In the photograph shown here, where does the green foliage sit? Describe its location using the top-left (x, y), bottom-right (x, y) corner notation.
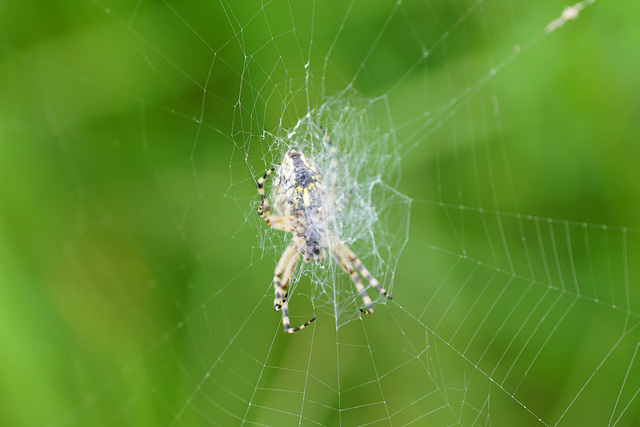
top-left (1, 0), bottom-right (639, 425)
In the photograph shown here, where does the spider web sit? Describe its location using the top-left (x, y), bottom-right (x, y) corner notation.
top-left (3, 0), bottom-right (640, 426)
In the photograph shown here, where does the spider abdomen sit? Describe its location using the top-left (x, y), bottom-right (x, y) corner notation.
top-left (275, 150), bottom-right (322, 210)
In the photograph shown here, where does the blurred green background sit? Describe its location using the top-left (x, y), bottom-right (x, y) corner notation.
top-left (1, 0), bottom-right (640, 426)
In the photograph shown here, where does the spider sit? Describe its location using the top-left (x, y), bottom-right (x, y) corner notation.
top-left (256, 129), bottom-right (391, 333)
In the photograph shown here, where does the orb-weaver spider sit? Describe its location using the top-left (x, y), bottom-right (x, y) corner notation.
top-left (256, 129), bottom-right (391, 333)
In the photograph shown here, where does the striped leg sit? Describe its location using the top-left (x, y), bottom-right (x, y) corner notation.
top-left (273, 239), bottom-right (316, 333)
top-left (330, 236), bottom-right (391, 314)
top-left (329, 238), bottom-right (374, 314)
top-left (256, 166), bottom-right (286, 229)
top-left (273, 241), bottom-right (297, 311)
top-left (281, 301), bottom-right (316, 333)
top-left (350, 254), bottom-right (391, 300)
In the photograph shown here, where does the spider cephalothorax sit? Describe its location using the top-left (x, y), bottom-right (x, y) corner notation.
top-left (256, 129), bottom-right (391, 333)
